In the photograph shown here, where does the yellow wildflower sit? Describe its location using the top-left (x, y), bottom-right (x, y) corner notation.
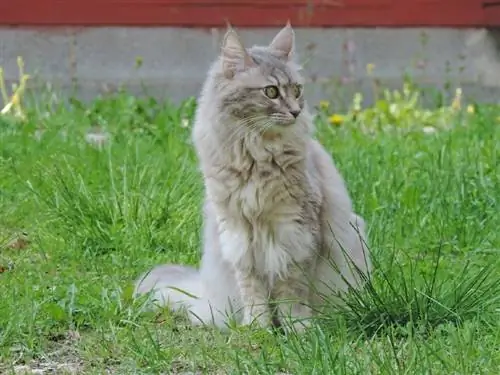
top-left (451, 88), bottom-right (462, 110)
top-left (328, 113), bottom-right (344, 126)
top-left (467, 104), bottom-right (474, 114)
top-left (366, 63), bottom-right (375, 75)
top-left (0, 57), bottom-right (30, 118)
top-left (319, 100), bottom-right (330, 110)
top-left (0, 67), bottom-right (8, 105)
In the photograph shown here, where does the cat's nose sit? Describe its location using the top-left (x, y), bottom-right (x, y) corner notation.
top-left (290, 110), bottom-right (301, 118)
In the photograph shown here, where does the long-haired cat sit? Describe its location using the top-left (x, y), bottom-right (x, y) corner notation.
top-left (134, 23), bottom-right (372, 332)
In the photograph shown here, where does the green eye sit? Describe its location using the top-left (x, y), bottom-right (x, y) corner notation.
top-left (264, 85), bottom-right (279, 99)
top-left (293, 84), bottom-right (302, 98)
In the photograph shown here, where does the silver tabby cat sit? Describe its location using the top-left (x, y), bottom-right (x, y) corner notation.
top-left (134, 23), bottom-right (372, 332)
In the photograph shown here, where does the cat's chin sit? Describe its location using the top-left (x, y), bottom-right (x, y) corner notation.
top-left (268, 119), bottom-right (297, 130)
top-left (276, 121), bottom-right (296, 127)
top-left (261, 123), bottom-right (296, 140)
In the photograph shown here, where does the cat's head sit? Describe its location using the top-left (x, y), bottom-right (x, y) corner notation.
top-left (209, 23), bottom-right (305, 130)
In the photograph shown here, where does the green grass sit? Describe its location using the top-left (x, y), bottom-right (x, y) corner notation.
top-left (0, 92), bottom-right (499, 374)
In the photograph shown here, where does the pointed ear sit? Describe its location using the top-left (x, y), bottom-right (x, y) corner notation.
top-left (221, 25), bottom-right (254, 78)
top-left (269, 21), bottom-right (295, 60)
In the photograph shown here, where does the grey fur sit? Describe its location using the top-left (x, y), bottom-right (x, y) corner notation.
top-left (134, 23), bottom-right (372, 332)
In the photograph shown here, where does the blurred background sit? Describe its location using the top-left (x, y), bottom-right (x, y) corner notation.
top-left (0, 0), bottom-right (499, 108)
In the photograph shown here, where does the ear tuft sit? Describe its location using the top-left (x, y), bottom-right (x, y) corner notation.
top-left (221, 25), bottom-right (254, 78)
top-left (269, 22), bottom-right (295, 60)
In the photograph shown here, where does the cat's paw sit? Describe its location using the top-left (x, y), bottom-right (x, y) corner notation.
top-left (286, 317), bottom-right (311, 334)
top-left (277, 304), bottom-right (312, 334)
top-left (241, 306), bottom-right (271, 328)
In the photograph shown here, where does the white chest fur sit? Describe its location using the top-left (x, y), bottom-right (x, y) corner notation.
top-left (209, 139), bottom-right (320, 281)
top-left (218, 211), bottom-right (315, 281)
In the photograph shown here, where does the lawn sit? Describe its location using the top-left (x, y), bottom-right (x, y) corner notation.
top-left (0, 88), bottom-right (499, 374)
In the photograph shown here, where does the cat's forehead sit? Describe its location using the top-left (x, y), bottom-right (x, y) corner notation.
top-left (247, 46), bottom-right (302, 85)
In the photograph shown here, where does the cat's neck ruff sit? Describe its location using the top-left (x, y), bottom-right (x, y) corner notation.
top-left (226, 121), bottom-right (307, 167)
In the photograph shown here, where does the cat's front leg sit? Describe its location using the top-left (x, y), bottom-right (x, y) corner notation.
top-left (234, 268), bottom-right (272, 328)
top-left (273, 266), bottom-right (313, 333)
top-left (218, 224), bottom-right (272, 328)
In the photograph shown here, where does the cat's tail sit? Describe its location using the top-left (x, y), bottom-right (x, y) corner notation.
top-left (133, 264), bottom-right (232, 328)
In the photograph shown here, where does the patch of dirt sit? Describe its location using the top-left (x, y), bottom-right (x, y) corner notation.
top-left (6, 331), bottom-right (83, 375)
top-left (12, 361), bottom-right (82, 374)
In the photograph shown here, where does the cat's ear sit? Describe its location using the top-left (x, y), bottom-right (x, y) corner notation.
top-left (221, 25), bottom-right (254, 78)
top-left (269, 21), bottom-right (295, 60)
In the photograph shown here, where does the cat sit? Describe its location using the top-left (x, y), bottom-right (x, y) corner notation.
top-left (134, 22), bottom-right (372, 332)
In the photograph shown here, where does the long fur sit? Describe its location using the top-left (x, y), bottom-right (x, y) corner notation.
top-left (134, 24), bottom-right (372, 331)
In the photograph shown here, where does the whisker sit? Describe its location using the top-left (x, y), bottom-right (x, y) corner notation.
top-left (218, 115), bottom-right (268, 153)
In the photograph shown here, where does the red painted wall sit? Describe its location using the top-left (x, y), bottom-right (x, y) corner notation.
top-left (0, 0), bottom-right (498, 27)
top-left (484, 0), bottom-right (500, 25)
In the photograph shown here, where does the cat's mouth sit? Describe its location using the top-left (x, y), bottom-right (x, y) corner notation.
top-left (270, 114), bottom-right (297, 127)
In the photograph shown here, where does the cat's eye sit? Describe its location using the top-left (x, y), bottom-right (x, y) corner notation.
top-left (263, 85), bottom-right (279, 99)
top-left (292, 84), bottom-right (302, 98)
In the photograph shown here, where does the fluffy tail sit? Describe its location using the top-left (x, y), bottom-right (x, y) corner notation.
top-left (133, 264), bottom-right (232, 328)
